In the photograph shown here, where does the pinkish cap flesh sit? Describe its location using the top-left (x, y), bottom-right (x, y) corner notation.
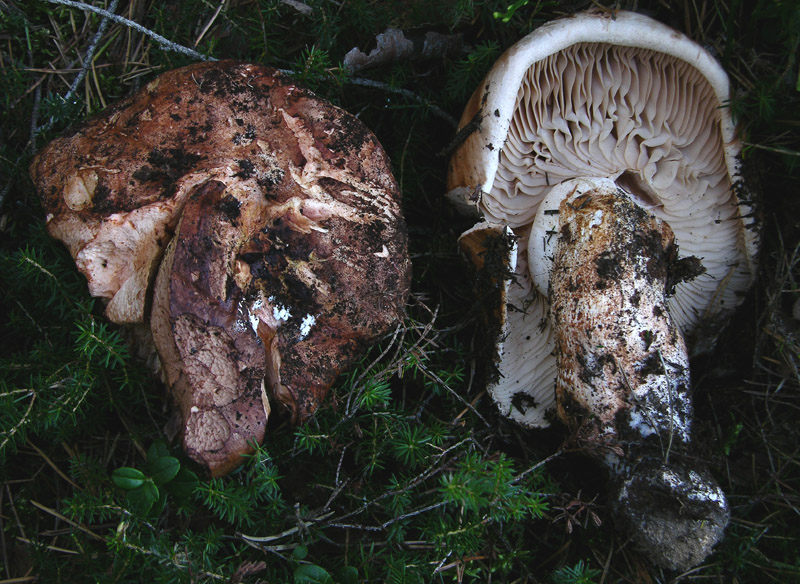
top-left (30, 61), bottom-right (411, 476)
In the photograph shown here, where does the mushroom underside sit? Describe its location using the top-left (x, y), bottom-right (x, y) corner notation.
top-left (448, 10), bottom-right (758, 570)
top-left (468, 40), bottom-right (754, 427)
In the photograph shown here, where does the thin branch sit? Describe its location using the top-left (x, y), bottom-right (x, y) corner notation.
top-left (381, 500), bottom-right (447, 529)
top-left (29, 500), bottom-right (104, 542)
top-left (194, 0), bottom-right (227, 48)
top-left (513, 447), bottom-right (566, 483)
top-left (63, 0), bottom-right (121, 105)
top-left (658, 349), bottom-right (675, 465)
top-left (26, 441), bottom-right (82, 490)
top-left (45, 0), bottom-right (215, 62)
top-left (414, 361), bottom-right (490, 427)
top-left (347, 76), bottom-right (458, 128)
top-left (239, 511), bottom-right (334, 544)
top-left (0, 392), bottom-right (36, 452)
top-left (744, 141), bottom-right (800, 157)
top-left (325, 500), bottom-right (448, 532)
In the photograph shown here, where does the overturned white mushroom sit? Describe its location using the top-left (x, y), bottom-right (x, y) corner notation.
top-left (447, 11), bottom-right (758, 571)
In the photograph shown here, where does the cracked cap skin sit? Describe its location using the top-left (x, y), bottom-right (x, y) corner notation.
top-left (30, 61), bottom-right (411, 476)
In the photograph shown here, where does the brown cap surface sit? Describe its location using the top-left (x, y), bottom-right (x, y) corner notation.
top-left (31, 61), bottom-right (411, 475)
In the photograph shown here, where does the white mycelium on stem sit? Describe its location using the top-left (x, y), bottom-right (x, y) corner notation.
top-left (535, 179), bottom-right (693, 454)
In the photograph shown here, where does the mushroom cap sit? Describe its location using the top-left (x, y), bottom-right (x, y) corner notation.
top-left (31, 61), bottom-right (408, 326)
top-left (447, 10), bottom-right (758, 427)
top-left (30, 61), bottom-right (411, 474)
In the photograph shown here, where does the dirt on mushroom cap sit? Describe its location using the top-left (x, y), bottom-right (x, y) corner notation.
top-left (29, 61), bottom-right (411, 475)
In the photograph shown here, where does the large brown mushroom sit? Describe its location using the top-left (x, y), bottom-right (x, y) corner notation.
top-left (30, 61), bottom-right (411, 476)
top-left (447, 11), bottom-right (758, 570)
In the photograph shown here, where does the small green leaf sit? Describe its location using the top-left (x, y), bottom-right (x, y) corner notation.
top-left (150, 488), bottom-right (168, 517)
top-left (165, 466), bottom-right (199, 501)
top-left (294, 563), bottom-right (333, 584)
top-left (148, 456), bottom-right (180, 486)
top-left (493, 0), bottom-right (530, 22)
top-left (112, 467), bottom-right (146, 490)
top-left (293, 545), bottom-right (309, 561)
top-left (126, 481), bottom-right (159, 515)
top-left (338, 566), bottom-right (358, 584)
top-left (147, 440), bottom-right (171, 462)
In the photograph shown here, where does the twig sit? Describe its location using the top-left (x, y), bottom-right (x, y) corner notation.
top-left (63, 0), bottom-right (121, 107)
top-left (437, 112), bottom-right (482, 157)
top-left (347, 76), bottom-right (458, 128)
top-left (326, 500), bottom-right (448, 532)
top-left (381, 500), bottom-right (447, 529)
top-left (433, 550), bottom-right (454, 575)
top-left (26, 441), bottom-right (81, 490)
top-left (434, 554), bottom-right (488, 575)
top-left (45, 0), bottom-right (215, 62)
top-left (15, 538), bottom-right (79, 555)
top-left (600, 535), bottom-right (614, 584)
top-left (658, 349), bottom-right (675, 465)
top-left (0, 392), bottom-right (36, 452)
top-left (513, 447), bottom-right (565, 483)
top-left (12, 298), bottom-right (50, 345)
top-left (282, 0), bottom-right (313, 15)
top-left (744, 141), bottom-right (800, 157)
top-left (29, 82), bottom-right (42, 152)
top-left (415, 362), bottom-right (490, 427)
top-left (194, 0), bottom-right (227, 48)
top-left (29, 500), bottom-right (104, 542)
top-left (4, 485), bottom-right (26, 542)
top-left (239, 511), bottom-right (334, 544)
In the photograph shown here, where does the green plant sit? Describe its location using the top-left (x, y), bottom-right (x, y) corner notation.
top-left (1, 0), bottom-right (799, 582)
top-left (112, 441), bottom-right (198, 515)
top-left (494, 0), bottom-right (531, 23)
top-left (551, 560), bottom-right (601, 584)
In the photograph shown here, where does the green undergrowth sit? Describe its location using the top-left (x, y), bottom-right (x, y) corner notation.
top-left (2, 0), bottom-right (800, 582)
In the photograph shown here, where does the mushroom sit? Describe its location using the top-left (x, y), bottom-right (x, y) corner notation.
top-left (447, 11), bottom-right (758, 570)
top-left (30, 61), bottom-right (411, 476)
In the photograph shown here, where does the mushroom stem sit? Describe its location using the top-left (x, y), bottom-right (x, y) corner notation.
top-left (543, 179), bottom-right (693, 458)
top-left (534, 178), bottom-right (729, 571)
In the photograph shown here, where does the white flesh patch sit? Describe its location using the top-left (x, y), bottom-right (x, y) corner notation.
top-left (299, 314), bottom-right (316, 339)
